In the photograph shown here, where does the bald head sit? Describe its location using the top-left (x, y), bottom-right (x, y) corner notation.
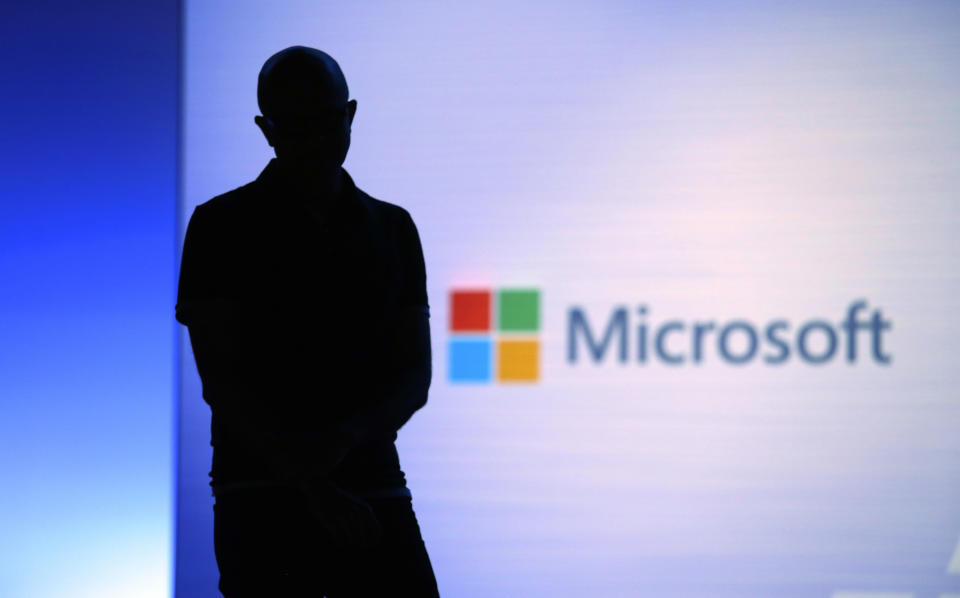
top-left (257, 46), bottom-right (349, 119)
top-left (254, 46), bottom-right (357, 172)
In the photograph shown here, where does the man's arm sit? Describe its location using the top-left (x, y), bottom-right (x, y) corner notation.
top-left (176, 204), bottom-right (348, 483)
top-left (327, 209), bottom-right (433, 450)
top-left (337, 305), bottom-right (432, 446)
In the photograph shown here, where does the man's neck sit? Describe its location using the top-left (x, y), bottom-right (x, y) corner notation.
top-left (275, 158), bottom-right (344, 203)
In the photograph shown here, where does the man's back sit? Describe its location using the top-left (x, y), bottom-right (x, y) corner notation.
top-left (177, 159), bottom-right (429, 495)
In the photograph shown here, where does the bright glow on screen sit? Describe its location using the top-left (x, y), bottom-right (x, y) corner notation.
top-left (180, 2), bottom-right (960, 596)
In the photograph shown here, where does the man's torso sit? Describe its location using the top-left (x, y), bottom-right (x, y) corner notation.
top-left (194, 161), bottom-right (416, 494)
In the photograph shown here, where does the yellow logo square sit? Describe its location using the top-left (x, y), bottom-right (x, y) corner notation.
top-left (497, 339), bottom-right (539, 382)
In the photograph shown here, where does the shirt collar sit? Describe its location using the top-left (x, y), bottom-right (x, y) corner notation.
top-left (254, 158), bottom-right (362, 223)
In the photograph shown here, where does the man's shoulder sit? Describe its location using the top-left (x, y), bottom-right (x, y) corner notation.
top-left (356, 186), bottom-right (415, 230)
top-left (195, 180), bottom-right (260, 215)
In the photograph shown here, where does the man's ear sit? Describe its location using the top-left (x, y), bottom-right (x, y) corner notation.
top-left (254, 115), bottom-right (275, 147)
top-left (346, 99), bottom-right (357, 126)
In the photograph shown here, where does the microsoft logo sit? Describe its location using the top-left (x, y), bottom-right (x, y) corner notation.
top-left (448, 287), bottom-right (541, 383)
top-left (445, 288), bottom-right (891, 383)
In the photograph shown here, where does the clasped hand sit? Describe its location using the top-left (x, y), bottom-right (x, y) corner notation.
top-left (297, 477), bottom-right (384, 549)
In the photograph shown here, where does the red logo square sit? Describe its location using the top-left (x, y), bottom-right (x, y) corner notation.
top-left (450, 289), bottom-right (491, 332)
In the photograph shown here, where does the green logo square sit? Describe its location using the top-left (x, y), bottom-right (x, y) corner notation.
top-left (497, 288), bottom-right (540, 332)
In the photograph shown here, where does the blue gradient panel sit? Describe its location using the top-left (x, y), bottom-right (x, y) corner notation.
top-left (0, 2), bottom-right (178, 597)
top-left (180, 2), bottom-right (960, 597)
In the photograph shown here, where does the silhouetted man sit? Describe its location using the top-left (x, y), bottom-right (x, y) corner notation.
top-left (175, 46), bottom-right (440, 597)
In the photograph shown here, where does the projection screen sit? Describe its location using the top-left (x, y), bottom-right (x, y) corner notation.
top-left (177, 2), bottom-right (960, 596)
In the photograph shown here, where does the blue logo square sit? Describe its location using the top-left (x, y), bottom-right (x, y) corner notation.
top-left (449, 338), bottom-right (492, 383)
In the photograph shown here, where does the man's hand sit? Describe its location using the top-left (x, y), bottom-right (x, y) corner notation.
top-left (297, 477), bottom-right (383, 549)
top-left (292, 422), bottom-right (382, 549)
